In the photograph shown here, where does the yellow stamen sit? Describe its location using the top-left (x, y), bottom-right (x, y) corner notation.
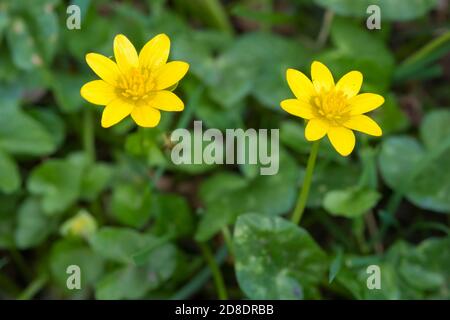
top-left (117, 67), bottom-right (156, 101)
top-left (313, 89), bottom-right (350, 125)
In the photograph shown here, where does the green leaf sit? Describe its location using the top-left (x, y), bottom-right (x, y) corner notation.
top-left (62, 11), bottom-right (112, 61)
top-left (323, 186), bottom-right (381, 218)
top-left (251, 36), bottom-right (311, 110)
top-left (172, 31), bottom-right (227, 85)
top-left (0, 10), bottom-right (9, 45)
top-left (28, 152), bottom-right (110, 215)
top-left (329, 248), bottom-right (343, 283)
top-left (6, 18), bottom-right (41, 70)
top-left (89, 227), bottom-right (161, 264)
top-left (95, 242), bottom-right (177, 299)
top-left (379, 110), bottom-right (450, 213)
top-left (207, 32), bottom-right (310, 109)
top-left (337, 237), bottom-right (450, 299)
top-left (421, 109), bottom-right (450, 150)
top-left (195, 149), bottom-right (300, 241)
top-left (314, 0), bottom-right (437, 21)
top-left (25, 0), bottom-right (59, 62)
top-left (110, 183), bottom-right (152, 228)
top-left (50, 239), bottom-right (104, 297)
top-left (151, 194), bottom-right (194, 239)
top-left (195, 97), bottom-right (244, 130)
top-left (15, 198), bottom-right (55, 249)
top-left (234, 214), bottom-right (327, 299)
top-left (27, 158), bottom-right (83, 215)
top-left (307, 161), bottom-right (361, 208)
top-left (80, 163), bottom-right (112, 202)
top-left (379, 137), bottom-right (423, 188)
top-left (0, 193), bottom-right (19, 249)
top-left (51, 72), bottom-right (87, 113)
top-left (0, 108), bottom-right (56, 156)
top-left (0, 149), bottom-right (20, 193)
top-left (95, 266), bottom-right (152, 300)
top-left (28, 108), bottom-right (66, 150)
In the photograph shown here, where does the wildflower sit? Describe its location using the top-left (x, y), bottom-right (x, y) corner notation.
top-left (81, 34), bottom-right (189, 128)
top-left (60, 210), bottom-right (97, 239)
top-left (281, 61), bottom-right (383, 156)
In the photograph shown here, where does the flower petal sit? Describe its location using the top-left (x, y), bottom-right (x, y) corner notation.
top-left (114, 34), bottom-right (139, 74)
top-left (336, 71), bottom-right (362, 98)
top-left (344, 115), bottom-right (382, 136)
top-left (286, 68), bottom-right (315, 103)
top-left (101, 99), bottom-right (134, 128)
top-left (86, 53), bottom-right (121, 85)
top-left (305, 118), bottom-right (329, 141)
top-left (280, 99), bottom-right (314, 119)
top-left (131, 105), bottom-right (161, 128)
top-left (139, 33), bottom-right (170, 70)
top-left (154, 61), bottom-right (189, 90)
top-left (148, 91), bottom-right (184, 111)
top-left (327, 127), bottom-right (355, 156)
top-left (80, 80), bottom-right (117, 105)
top-left (311, 61), bottom-right (334, 92)
top-left (349, 93), bottom-right (385, 115)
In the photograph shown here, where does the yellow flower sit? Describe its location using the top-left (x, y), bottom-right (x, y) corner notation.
top-left (281, 61), bottom-right (384, 156)
top-left (81, 34), bottom-right (189, 128)
top-left (60, 210), bottom-right (97, 239)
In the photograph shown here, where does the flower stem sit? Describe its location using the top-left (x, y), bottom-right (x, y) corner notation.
top-left (198, 0), bottom-right (234, 35)
top-left (83, 109), bottom-right (95, 162)
top-left (291, 141), bottom-right (320, 225)
top-left (170, 245), bottom-right (227, 300)
top-left (198, 242), bottom-right (228, 300)
top-left (221, 226), bottom-right (234, 256)
top-left (17, 274), bottom-right (48, 300)
top-left (316, 9), bottom-right (334, 49)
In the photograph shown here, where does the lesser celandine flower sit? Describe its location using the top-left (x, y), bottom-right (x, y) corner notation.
top-left (281, 61), bottom-right (384, 225)
top-left (60, 210), bottom-right (97, 239)
top-left (81, 34), bottom-right (189, 128)
top-left (281, 61), bottom-right (384, 156)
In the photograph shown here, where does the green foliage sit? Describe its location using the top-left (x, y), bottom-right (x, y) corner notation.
top-left (0, 149), bottom-right (20, 193)
top-left (50, 239), bottom-right (104, 297)
top-left (314, 0), bottom-right (438, 21)
top-left (0, 108), bottom-right (58, 156)
top-left (379, 110), bottom-right (450, 213)
top-left (336, 237), bottom-right (450, 299)
top-left (234, 214), bottom-right (327, 299)
top-left (0, 0), bottom-right (448, 301)
top-left (323, 187), bottom-right (381, 218)
top-left (195, 150), bottom-right (300, 241)
top-left (15, 198), bottom-right (56, 249)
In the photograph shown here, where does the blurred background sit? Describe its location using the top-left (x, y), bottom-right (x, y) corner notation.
top-left (0, 0), bottom-right (449, 300)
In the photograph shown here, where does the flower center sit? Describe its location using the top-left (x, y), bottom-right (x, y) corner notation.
top-left (117, 67), bottom-right (156, 101)
top-left (313, 90), bottom-right (350, 125)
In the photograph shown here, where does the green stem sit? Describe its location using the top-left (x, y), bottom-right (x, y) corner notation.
top-left (9, 248), bottom-right (32, 280)
top-left (198, 242), bottom-right (228, 300)
top-left (199, 0), bottom-right (233, 34)
top-left (0, 273), bottom-right (21, 297)
top-left (221, 227), bottom-right (234, 256)
top-left (171, 245), bottom-right (227, 300)
top-left (17, 274), bottom-right (48, 300)
top-left (316, 10), bottom-right (334, 49)
top-left (83, 109), bottom-right (95, 162)
top-left (139, 127), bottom-right (146, 156)
top-left (291, 141), bottom-right (320, 225)
top-left (395, 30), bottom-right (450, 81)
